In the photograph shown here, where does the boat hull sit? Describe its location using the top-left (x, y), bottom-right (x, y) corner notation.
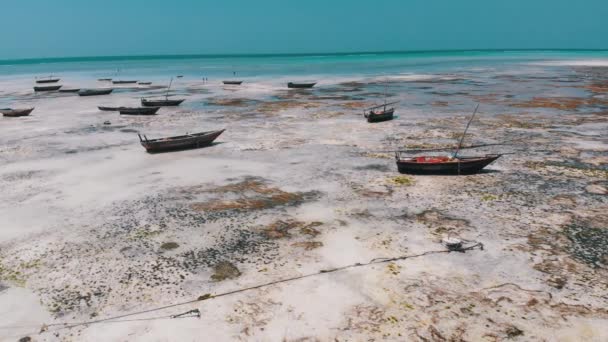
top-left (396, 155), bottom-right (501, 175)
top-left (141, 99), bottom-right (185, 107)
top-left (365, 108), bottom-right (395, 123)
top-left (1, 108), bottom-right (34, 117)
top-left (34, 85), bottom-right (62, 92)
top-left (112, 80), bottom-right (138, 84)
top-left (223, 81), bottom-right (243, 85)
top-left (287, 82), bottom-right (316, 89)
top-left (120, 107), bottom-right (160, 115)
top-left (140, 129), bottom-right (225, 153)
top-left (98, 106), bottom-right (122, 111)
top-left (79, 89), bottom-right (113, 96)
top-left (36, 79), bottom-right (60, 84)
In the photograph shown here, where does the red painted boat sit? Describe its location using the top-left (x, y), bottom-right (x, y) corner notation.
top-left (395, 154), bottom-right (501, 174)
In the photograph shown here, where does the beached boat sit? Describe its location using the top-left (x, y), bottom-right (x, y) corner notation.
top-left (364, 79), bottom-right (397, 123)
top-left (395, 104), bottom-right (501, 174)
top-left (120, 107), bottom-right (160, 115)
top-left (36, 77), bottom-right (60, 84)
top-left (366, 107), bottom-right (395, 122)
top-left (59, 88), bottom-right (80, 93)
top-left (98, 78), bottom-right (113, 81)
top-left (79, 89), bottom-right (113, 96)
top-left (141, 98), bottom-right (184, 107)
top-left (112, 80), bottom-right (138, 84)
top-left (138, 129), bottom-right (225, 153)
top-left (98, 106), bottom-right (123, 111)
top-left (364, 102), bottom-right (398, 123)
top-left (138, 82), bottom-right (152, 85)
top-left (34, 85), bottom-right (62, 92)
top-left (1, 108), bottom-right (34, 117)
top-left (223, 80), bottom-right (243, 85)
top-left (395, 154), bottom-right (501, 174)
top-left (141, 77), bottom-right (185, 106)
top-left (288, 82), bottom-right (316, 89)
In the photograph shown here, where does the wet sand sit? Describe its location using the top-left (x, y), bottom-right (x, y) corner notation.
top-left (0, 64), bottom-right (607, 341)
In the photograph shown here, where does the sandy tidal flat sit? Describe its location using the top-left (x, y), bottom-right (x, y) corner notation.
top-left (0, 60), bottom-right (607, 341)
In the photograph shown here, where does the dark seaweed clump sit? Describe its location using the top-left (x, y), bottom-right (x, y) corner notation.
top-left (564, 223), bottom-right (608, 268)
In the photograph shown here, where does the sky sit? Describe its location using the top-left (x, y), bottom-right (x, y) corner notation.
top-left (1, 0), bottom-right (607, 60)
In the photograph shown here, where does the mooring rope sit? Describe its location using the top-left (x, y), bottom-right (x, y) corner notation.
top-left (11, 242), bottom-right (483, 337)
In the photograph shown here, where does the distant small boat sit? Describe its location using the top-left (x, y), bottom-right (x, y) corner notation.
top-left (36, 77), bottom-right (60, 84)
top-left (176, 75), bottom-right (184, 78)
top-left (141, 98), bottom-right (185, 107)
top-left (98, 78), bottom-right (113, 81)
top-left (288, 82), bottom-right (316, 89)
top-left (138, 129), bottom-right (225, 153)
top-left (138, 82), bottom-right (152, 85)
top-left (78, 89), bottom-right (113, 96)
top-left (112, 80), bottom-right (138, 84)
top-left (223, 80), bottom-right (243, 85)
top-left (141, 77), bottom-right (184, 106)
top-left (364, 79), bottom-right (396, 123)
top-left (34, 85), bottom-right (62, 92)
top-left (119, 107), bottom-right (160, 115)
top-left (1, 108), bottom-right (34, 117)
top-left (59, 88), bottom-right (80, 93)
top-left (364, 103), bottom-right (397, 123)
top-left (395, 154), bottom-right (501, 175)
top-left (98, 106), bottom-right (123, 111)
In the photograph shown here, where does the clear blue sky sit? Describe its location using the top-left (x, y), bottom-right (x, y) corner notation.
top-left (1, 0), bottom-right (607, 59)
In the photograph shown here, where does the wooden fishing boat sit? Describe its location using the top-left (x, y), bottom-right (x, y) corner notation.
top-left (138, 129), bottom-right (225, 153)
top-left (1, 108), bottom-right (34, 117)
top-left (138, 82), bottom-right (152, 85)
top-left (395, 154), bottom-right (501, 175)
top-left (223, 80), bottom-right (243, 85)
top-left (364, 102), bottom-right (398, 123)
top-left (79, 89), bottom-right (113, 96)
top-left (34, 85), bottom-right (62, 92)
top-left (98, 106), bottom-right (123, 111)
top-left (36, 77), bottom-right (60, 84)
top-left (112, 80), bottom-right (138, 84)
top-left (366, 107), bottom-right (395, 122)
top-left (141, 77), bottom-right (184, 106)
top-left (364, 79), bottom-right (397, 123)
top-left (288, 82), bottom-right (316, 89)
top-left (98, 78), bottom-right (113, 81)
top-left (120, 107), bottom-right (160, 115)
top-left (395, 104), bottom-right (501, 175)
top-left (141, 98), bottom-right (184, 107)
top-left (59, 88), bottom-right (80, 93)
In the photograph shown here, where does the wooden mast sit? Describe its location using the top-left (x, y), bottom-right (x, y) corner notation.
top-left (454, 104), bottom-right (480, 157)
top-left (165, 77), bottom-right (174, 99)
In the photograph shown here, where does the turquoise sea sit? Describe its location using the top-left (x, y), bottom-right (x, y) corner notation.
top-left (2, 50), bottom-right (608, 79)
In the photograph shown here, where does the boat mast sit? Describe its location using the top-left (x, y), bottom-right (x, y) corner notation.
top-left (165, 77), bottom-right (174, 99)
top-left (383, 77), bottom-right (388, 111)
top-left (454, 104), bottom-right (480, 157)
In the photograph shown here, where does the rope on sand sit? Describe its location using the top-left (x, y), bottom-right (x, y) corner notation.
top-left (21, 241), bottom-right (484, 336)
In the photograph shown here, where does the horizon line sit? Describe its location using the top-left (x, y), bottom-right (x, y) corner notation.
top-left (2, 48), bottom-right (608, 65)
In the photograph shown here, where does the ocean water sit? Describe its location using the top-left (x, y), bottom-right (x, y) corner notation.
top-left (1, 50), bottom-right (608, 81)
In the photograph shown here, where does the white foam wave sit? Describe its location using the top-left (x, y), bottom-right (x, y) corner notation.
top-left (530, 59), bottom-right (608, 67)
